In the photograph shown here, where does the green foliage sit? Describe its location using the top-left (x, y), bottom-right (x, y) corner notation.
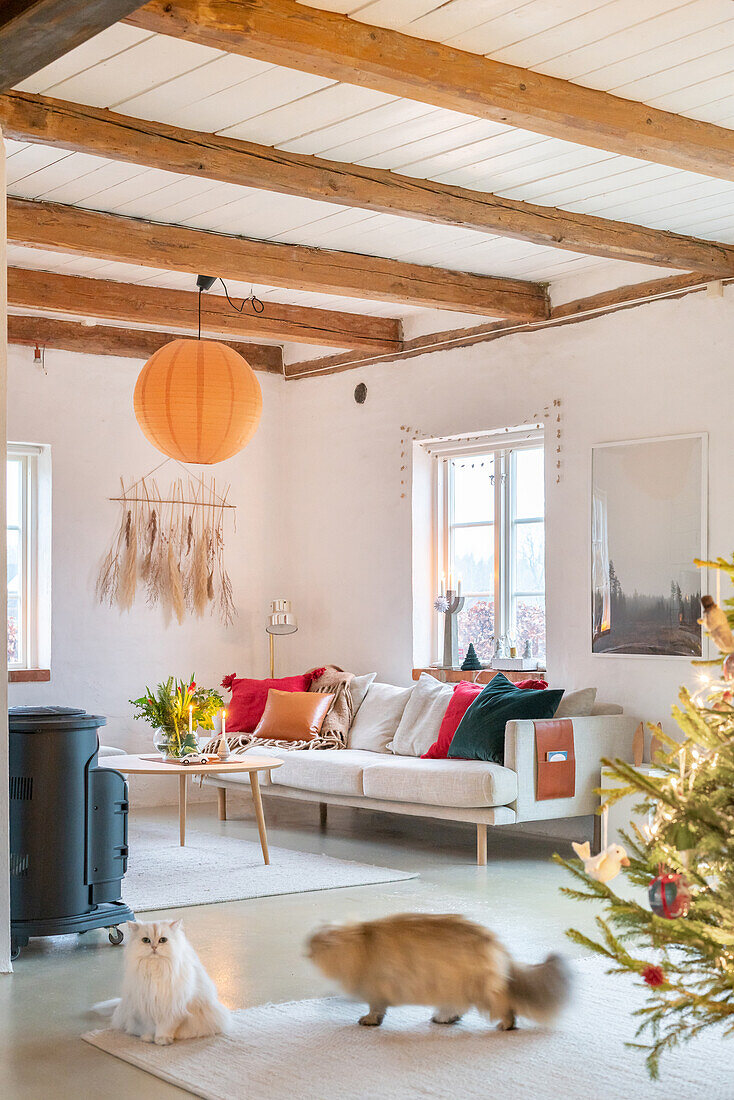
top-left (131, 675), bottom-right (224, 757)
top-left (557, 555), bottom-right (734, 1077)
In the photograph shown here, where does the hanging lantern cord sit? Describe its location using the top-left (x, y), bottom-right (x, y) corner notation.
top-left (197, 276), bottom-right (264, 340)
top-left (217, 277), bottom-right (264, 315)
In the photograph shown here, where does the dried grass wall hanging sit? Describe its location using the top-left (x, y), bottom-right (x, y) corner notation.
top-left (96, 469), bottom-right (237, 626)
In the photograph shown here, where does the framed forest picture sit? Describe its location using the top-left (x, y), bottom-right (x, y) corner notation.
top-left (591, 433), bottom-right (707, 658)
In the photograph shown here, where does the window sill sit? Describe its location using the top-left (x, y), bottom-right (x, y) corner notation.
top-left (9, 669), bottom-right (51, 683)
top-left (413, 667), bottom-right (546, 684)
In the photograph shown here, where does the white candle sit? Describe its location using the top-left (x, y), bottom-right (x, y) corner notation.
top-left (221, 710), bottom-right (226, 738)
top-left (448, 571), bottom-right (453, 592)
top-left (457, 575), bottom-right (462, 596)
top-left (188, 705), bottom-right (193, 734)
top-left (440, 574), bottom-right (446, 596)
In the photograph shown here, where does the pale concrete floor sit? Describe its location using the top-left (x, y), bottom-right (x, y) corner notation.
top-left (0, 794), bottom-right (599, 1099)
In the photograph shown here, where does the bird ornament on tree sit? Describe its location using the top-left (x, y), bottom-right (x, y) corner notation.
top-left (698, 594), bottom-right (734, 652)
top-left (571, 840), bottom-right (630, 883)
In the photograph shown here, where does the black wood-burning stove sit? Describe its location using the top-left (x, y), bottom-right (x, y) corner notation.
top-left (9, 706), bottom-right (135, 960)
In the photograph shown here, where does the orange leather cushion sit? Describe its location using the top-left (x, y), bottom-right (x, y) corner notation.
top-left (253, 689), bottom-right (335, 741)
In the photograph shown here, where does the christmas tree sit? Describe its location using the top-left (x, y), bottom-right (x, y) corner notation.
top-left (461, 642), bottom-right (482, 671)
top-left (554, 554), bottom-right (734, 1078)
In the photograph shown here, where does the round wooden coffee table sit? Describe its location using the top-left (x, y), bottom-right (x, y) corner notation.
top-left (99, 754), bottom-right (283, 861)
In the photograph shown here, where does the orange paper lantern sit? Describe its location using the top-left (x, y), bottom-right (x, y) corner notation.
top-left (133, 339), bottom-right (263, 464)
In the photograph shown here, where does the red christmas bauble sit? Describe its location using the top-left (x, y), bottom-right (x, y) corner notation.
top-left (648, 871), bottom-right (691, 919)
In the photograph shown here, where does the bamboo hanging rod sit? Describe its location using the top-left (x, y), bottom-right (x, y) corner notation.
top-left (109, 496), bottom-right (236, 508)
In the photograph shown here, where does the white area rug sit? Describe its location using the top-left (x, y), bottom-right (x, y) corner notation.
top-left (83, 958), bottom-right (732, 1099)
top-left (123, 824), bottom-right (416, 912)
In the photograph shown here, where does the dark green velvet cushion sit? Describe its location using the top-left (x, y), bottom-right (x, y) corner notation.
top-left (447, 673), bottom-right (564, 764)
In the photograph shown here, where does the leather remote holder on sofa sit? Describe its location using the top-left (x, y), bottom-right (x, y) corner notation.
top-left (534, 719), bottom-right (576, 800)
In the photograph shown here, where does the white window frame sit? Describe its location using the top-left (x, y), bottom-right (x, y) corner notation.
top-left (508, 448), bottom-right (545, 639)
top-left (430, 427), bottom-right (545, 661)
top-left (7, 444), bottom-right (45, 671)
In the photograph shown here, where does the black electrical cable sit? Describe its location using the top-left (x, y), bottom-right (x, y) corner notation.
top-left (217, 277), bottom-right (264, 314)
top-left (197, 276), bottom-right (264, 339)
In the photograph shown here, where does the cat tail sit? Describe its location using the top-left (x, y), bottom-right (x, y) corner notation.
top-left (507, 954), bottom-right (572, 1024)
top-left (90, 998), bottom-right (120, 1018)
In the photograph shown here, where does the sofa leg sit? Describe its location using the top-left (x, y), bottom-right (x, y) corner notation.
top-left (319, 802), bottom-right (327, 829)
top-left (217, 787), bottom-right (227, 822)
top-left (476, 824), bottom-right (487, 866)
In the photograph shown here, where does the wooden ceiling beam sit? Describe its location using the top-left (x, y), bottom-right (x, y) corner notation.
top-left (284, 273), bottom-right (723, 379)
top-left (7, 313), bottom-right (284, 371)
top-left (3, 92), bottom-right (734, 276)
top-left (6, 198), bottom-right (549, 321)
top-left (128, 0), bottom-right (734, 184)
top-left (6, 266), bottom-right (402, 353)
top-left (0, 1), bottom-right (146, 94)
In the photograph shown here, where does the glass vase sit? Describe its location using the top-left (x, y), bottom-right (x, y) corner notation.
top-left (152, 729), bottom-right (174, 759)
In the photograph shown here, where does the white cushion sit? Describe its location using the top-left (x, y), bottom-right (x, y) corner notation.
top-left (388, 673), bottom-right (453, 757)
top-left (348, 682), bottom-right (412, 752)
top-left (269, 749), bottom-right (381, 797)
top-left (98, 744), bottom-right (125, 757)
top-left (555, 687), bottom-right (597, 718)
top-left (349, 673), bottom-right (377, 719)
top-left (362, 756), bottom-right (517, 808)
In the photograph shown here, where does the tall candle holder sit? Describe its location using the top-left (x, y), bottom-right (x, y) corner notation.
top-left (436, 589), bottom-right (465, 669)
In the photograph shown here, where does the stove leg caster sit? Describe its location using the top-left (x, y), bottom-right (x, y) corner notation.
top-left (10, 937), bottom-right (26, 961)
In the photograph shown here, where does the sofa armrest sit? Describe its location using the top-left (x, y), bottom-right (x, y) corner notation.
top-left (504, 715), bottom-right (638, 822)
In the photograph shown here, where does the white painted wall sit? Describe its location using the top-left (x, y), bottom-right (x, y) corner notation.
top-left (6, 345), bottom-right (285, 804)
top-left (278, 289), bottom-right (734, 733)
top-left (5, 286), bottom-right (732, 826)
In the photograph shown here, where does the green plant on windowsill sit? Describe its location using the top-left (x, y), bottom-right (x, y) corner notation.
top-left (131, 675), bottom-right (224, 758)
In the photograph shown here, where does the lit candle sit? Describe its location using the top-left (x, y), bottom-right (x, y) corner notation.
top-left (221, 709), bottom-right (226, 738)
top-left (457, 575), bottom-right (462, 596)
top-left (440, 574), bottom-right (446, 597)
top-left (188, 705), bottom-right (193, 734)
top-left (448, 571), bottom-right (453, 593)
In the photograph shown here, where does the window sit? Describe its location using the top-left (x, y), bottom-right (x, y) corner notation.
top-left (437, 435), bottom-right (545, 664)
top-left (7, 445), bottom-right (51, 671)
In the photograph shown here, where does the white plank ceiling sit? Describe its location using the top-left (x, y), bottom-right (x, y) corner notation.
top-left (4, 1), bottom-right (734, 358)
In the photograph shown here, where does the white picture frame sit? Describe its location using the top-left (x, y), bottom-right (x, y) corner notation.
top-left (590, 432), bottom-right (708, 659)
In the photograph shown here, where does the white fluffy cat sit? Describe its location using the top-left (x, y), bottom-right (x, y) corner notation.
top-left (97, 919), bottom-right (230, 1045)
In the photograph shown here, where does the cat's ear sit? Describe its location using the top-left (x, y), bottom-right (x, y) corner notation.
top-left (168, 918), bottom-right (183, 932)
top-left (124, 921), bottom-right (140, 937)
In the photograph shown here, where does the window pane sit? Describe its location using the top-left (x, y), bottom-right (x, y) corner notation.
top-left (513, 447), bottom-right (544, 519)
top-left (513, 521), bottom-right (545, 593)
top-left (7, 459), bottom-right (22, 528)
top-left (513, 594), bottom-right (546, 661)
top-left (7, 526), bottom-right (21, 664)
top-left (451, 455), bottom-right (494, 524)
top-left (458, 597), bottom-right (495, 663)
top-left (452, 525), bottom-right (493, 594)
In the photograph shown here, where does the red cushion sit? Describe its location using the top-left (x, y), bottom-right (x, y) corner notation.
top-left (422, 681), bottom-right (483, 759)
top-left (421, 676), bottom-right (550, 759)
top-left (221, 673), bottom-right (312, 733)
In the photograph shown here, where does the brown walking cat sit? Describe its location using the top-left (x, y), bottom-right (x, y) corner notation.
top-left (308, 913), bottom-right (571, 1031)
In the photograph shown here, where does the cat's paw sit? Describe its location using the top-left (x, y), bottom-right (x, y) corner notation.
top-left (154, 1035), bottom-right (174, 1045)
top-left (140, 1033), bottom-right (154, 1043)
top-left (358, 1013), bottom-right (384, 1027)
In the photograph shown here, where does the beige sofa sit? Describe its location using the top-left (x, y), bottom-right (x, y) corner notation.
top-left (206, 704), bottom-right (637, 864)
